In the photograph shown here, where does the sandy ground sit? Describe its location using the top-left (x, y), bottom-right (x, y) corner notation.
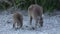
top-left (0, 10), bottom-right (60, 34)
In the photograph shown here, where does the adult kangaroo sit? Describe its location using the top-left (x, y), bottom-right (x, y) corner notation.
top-left (28, 4), bottom-right (43, 29)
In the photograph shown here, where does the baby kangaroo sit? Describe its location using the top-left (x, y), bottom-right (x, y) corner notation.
top-left (13, 12), bottom-right (23, 30)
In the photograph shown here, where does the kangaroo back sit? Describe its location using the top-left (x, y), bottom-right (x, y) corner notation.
top-left (28, 4), bottom-right (43, 18)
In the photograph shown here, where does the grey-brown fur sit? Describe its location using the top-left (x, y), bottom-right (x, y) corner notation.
top-left (13, 12), bottom-right (23, 30)
top-left (28, 4), bottom-right (43, 28)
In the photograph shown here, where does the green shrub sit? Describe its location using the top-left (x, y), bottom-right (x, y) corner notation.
top-left (0, 0), bottom-right (59, 12)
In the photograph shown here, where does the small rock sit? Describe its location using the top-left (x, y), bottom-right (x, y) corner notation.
top-left (7, 21), bottom-right (11, 23)
top-left (32, 27), bottom-right (35, 30)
